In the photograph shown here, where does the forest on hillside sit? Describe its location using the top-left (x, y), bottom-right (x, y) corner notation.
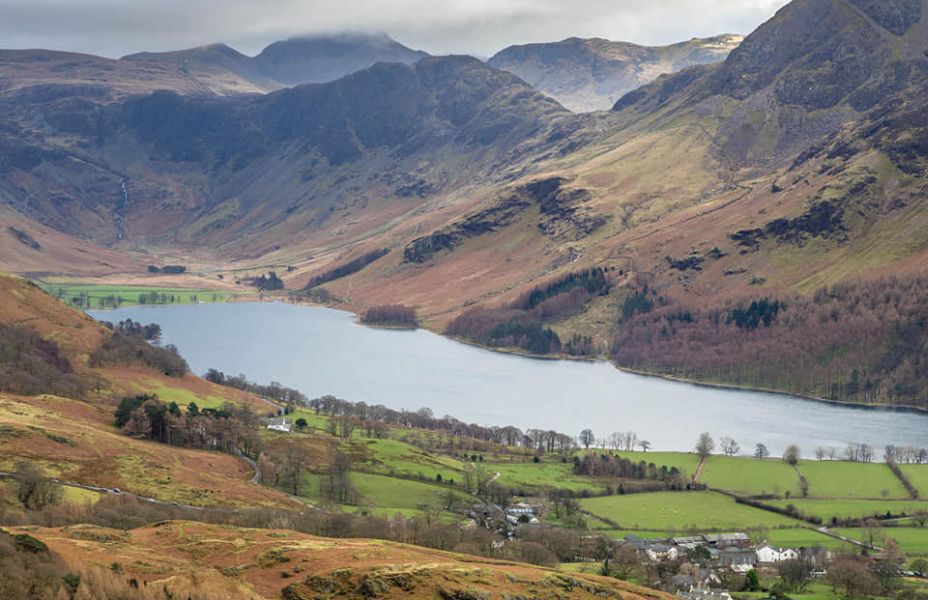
top-left (612, 274), bottom-right (928, 407)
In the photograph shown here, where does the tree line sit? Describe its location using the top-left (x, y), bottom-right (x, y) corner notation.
top-left (0, 323), bottom-right (86, 398)
top-left (361, 304), bottom-right (418, 328)
top-left (114, 394), bottom-right (262, 457)
top-left (306, 395), bottom-right (577, 454)
top-left (245, 271), bottom-right (285, 291)
top-left (573, 453), bottom-right (686, 487)
top-left (446, 268), bottom-right (615, 356)
top-left (147, 264), bottom-right (187, 274)
top-left (204, 369), bottom-right (307, 405)
top-left (305, 248), bottom-right (390, 289)
top-left (89, 331), bottom-right (188, 377)
top-left (101, 318), bottom-right (162, 342)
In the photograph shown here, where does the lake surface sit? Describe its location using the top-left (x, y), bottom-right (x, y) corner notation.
top-left (89, 302), bottom-right (928, 456)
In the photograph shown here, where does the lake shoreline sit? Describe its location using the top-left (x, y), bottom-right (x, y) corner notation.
top-left (293, 295), bottom-right (928, 417)
top-left (93, 294), bottom-right (928, 418)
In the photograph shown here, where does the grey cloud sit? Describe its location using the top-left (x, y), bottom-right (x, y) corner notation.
top-left (0, 0), bottom-right (790, 58)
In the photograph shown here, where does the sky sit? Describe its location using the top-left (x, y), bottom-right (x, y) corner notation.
top-left (0, 0), bottom-right (790, 59)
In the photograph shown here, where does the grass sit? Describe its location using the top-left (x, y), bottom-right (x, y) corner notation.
top-left (581, 491), bottom-right (802, 531)
top-left (900, 465), bottom-right (928, 497)
top-left (60, 485), bottom-right (103, 506)
top-left (596, 529), bottom-right (675, 540)
top-left (796, 461), bottom-right (908, 499)
top-left (341, 438), bottom-right (469, 482)
top-left (350, 472), bottom-right (458, 510)
top-left (762, 527), bottom-right (849, 550)
top-left (733, 582), bottom-right (847, 600)
top-left (487, 461), bottom-right (603, 493)
top-left (38, 284), bottom-right (235, 309)
top-left (767, 499), bottom-right (928, 522)
top-left (135, 379), bottom-right (230, 411)
top-left (834, 527), bottom-right (928, 556)
top-left (300, 471), bottom-right (471, 513)
top-left (699, 456), bottom-right (800, 496)
top-left (286, 409), bottom-right (331, 433)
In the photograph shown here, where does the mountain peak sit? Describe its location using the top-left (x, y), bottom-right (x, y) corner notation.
top-left (255, 32), bottom-right (428, 85)
top-left (488, 34), bottom-right (741, 112)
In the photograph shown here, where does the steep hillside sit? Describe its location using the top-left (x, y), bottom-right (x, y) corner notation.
top-left (488, 35), bottom-right (742, 111)
top-left (6, 521), bottom-right (667, 600)
top-left (0, 54), bottom-right (583, 251)
top-left (0, 274), bottom-right (298, 509)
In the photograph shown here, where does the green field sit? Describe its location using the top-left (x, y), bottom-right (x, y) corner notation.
top-left (343, 438), bottom-right (469, 482)
top-left (700, 456), bottom-right (801, 496)
top-left (834, 527), bottom-right (928, 556)
top-left (763, 527), bottom-right (849, 550)
top-left (350, 472), bottom-right (467, 510)
top-left (768, 499), bottom-right (928, 522)
top-left (733, 582), bottom-right (860, 600)
top-left (900, 465), bottom-right (928, 496)
top-left (287, 409), bottom-right (331, 432)
top-left (133, 379), bottom-right (232, 411)
top-left (488, 461), bottom-right (602, 493)
top-left (39, 283), bottom-right (238, 309)
top-left (596, 529), bottom-right (675, 539)
top-left (796, 461), bottom-right (908, 499)
top-left (581, 491), bottom-right (802, 531)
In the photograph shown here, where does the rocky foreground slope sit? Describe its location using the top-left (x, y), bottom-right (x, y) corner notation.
top-left (3, 521), bottom-right (666, 600)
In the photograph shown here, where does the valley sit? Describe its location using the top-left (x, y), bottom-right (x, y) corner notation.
top-left (2, 0), bottom-right (928, 597)
top-left (2, 0), bottom-right (927, 408)
top-left (0, 274), bottom-right (927, 600)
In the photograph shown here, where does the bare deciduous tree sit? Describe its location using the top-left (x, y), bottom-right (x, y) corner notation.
top-left (695, 432), bottom-right (715, 458)
top-left (720, 436), bottom-right (740, 456)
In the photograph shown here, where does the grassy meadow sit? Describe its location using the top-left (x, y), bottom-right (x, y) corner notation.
top-left (38, 283), bottom-right (239, 309)
top-left (581, 491), bottom-right (801, 531)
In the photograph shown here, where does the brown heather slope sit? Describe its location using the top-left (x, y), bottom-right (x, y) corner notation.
top-left (0, 274), bottom-right (297, 509)
top-left (12, 521), bottom-right (668, 600)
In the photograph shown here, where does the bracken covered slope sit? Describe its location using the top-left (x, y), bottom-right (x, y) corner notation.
top-left (11, 521), bottom-right (669, 600)
top-left (0, 274), bottom-right (297, 509)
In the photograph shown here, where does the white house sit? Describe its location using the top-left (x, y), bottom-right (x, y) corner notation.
top-left (507, 502), bottom-right (537, 515)
top-left (266, 417), bottom-right (292, 432)
top-left (646, 544), bottom-right (680, 562)
top-left (756, 544), bottom-right (800, 563)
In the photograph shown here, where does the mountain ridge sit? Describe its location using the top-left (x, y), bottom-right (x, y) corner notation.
top-left (488, 34), bottom-right (742, 111)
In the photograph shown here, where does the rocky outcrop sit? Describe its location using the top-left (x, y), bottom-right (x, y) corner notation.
top-left (403, 178), bottom-right (604, 263)
top-left (403, 193), bottom-right (532, 263)
top-left (848, 0), bottom-right (922, 35)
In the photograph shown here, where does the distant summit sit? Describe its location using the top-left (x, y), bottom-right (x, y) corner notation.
top-left (488, 34), bottom-right (742, 112)
top-left (121, 33), bottom-right (429, 94)
top-left (255, 33), bottom-right (429, 85)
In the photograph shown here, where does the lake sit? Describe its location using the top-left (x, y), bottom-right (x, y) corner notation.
top-left (89, 302), bottom-right (928, 456)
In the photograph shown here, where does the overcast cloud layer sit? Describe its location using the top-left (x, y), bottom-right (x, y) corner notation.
top-left (0, 0), bottom-right (790, 58)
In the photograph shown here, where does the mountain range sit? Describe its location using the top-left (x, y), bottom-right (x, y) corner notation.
top-left (1, 0), bottom-right (926, 406)
top-left (488, 34), bottom-right (743, 111)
